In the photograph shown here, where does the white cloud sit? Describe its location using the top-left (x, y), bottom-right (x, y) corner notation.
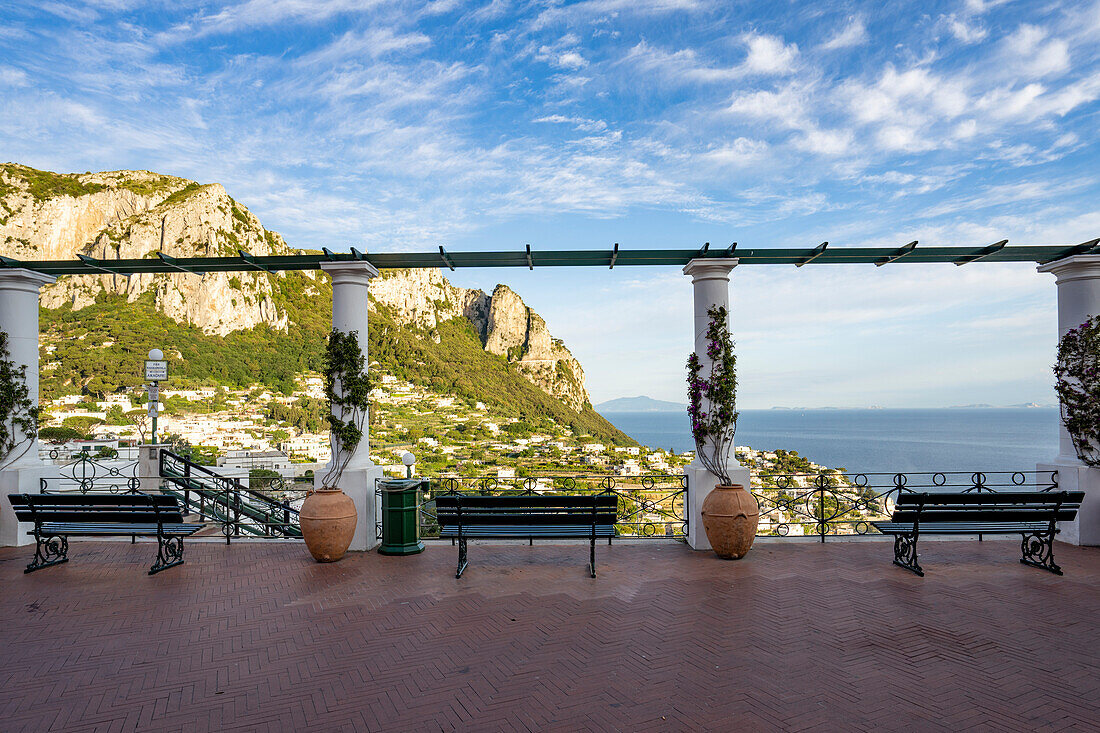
top-left (622, 33), bottom-right (797, 88)
top-left (791, 128), bottom-right (852, 156)
top-left (172, 0), bottom-right (392, 39)
top-left (533, 115), bottom-right (608, 132)
top-left (741, 33), bottom-right (798, 75)
top-left (700, 138), bottom-right (768, 165)
top-left (1003, 24), bottom-right (1070, 78)
top-left (297, 28), bottom-right (431, 67)
top-left (944, 14), bottom-right (988, 43)
top-left (0, 66), bottom-right (29, 87)
top-left (819, 17), bottom-right (867, 51)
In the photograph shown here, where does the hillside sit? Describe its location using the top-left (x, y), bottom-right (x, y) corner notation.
top-left (2, 163), bottom-right (631, 444)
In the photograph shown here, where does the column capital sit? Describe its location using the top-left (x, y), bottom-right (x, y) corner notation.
top-left (683, 258), bottom-right (738, 282)
top-left (1037, 255), bottom-right (1100, 282)
top-left (320, 261), bottom-right (380, 283)
top-left (0, 268), bottom-right (57, 291)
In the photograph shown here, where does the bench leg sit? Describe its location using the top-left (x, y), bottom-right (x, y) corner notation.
top-left (150, 535), bottom-right (185, 575)
top-left (25, 534), bottom-right (69, 574)
top-left (456, 538), bottom-right (468, 579)
top-left (590, 537), bottom-right (596, 579)
top-left (892, 532), bottom-right (923, 577)
top-left (1020, 532), bottom-right (1062, 575)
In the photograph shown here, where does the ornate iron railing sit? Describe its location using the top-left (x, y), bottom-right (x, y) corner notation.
top-left (158, 450), bottom-right (303, 541)
top-left (752, 469), bottom-right (1059, 541)
top-left (40, 452), bottom-right (141, 494)
top-left (418, 474), bottom-right (687, 540)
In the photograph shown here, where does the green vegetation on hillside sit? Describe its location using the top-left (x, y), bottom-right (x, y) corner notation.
top-left (40, 277), bottom-right (327, 396)
top-left (38, 272), bottom-right (632, 444)
top-left (1, 163), bottom-right (106, 201)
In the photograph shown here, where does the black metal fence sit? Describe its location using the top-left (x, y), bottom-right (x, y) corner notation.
top-left (754, 469), bottom-right (1059, 541)
top-left (40, 452), bottom-right (141, 494)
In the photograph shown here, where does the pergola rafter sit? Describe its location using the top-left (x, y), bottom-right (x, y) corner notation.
top-left (0, 242), bottom-right (1098, 276)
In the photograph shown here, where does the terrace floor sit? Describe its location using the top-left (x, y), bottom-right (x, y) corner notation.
top-left (2, 538), bottom-right (1099, 732)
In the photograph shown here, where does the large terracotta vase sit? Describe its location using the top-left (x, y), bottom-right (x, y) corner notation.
top-left (700, 484), bottom-right (759, 559)
top-left (300, 488), bottom-right (357, 562)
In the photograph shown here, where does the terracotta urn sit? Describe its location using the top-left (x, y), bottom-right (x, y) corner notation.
top-left (300, 488), bottom-right (357, 562)
top-left (700, 484), bottom-right (759, 559)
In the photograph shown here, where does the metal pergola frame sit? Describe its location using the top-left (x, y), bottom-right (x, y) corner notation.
top-left (1, 239), bottom-right (1097, 276)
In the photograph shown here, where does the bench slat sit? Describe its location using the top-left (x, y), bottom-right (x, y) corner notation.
top-left (8, 493), bottom-right (180, 507)
top-left (436, 512), bottom-right (617, 526)
top-left (8, 493), bottom-right (187, 525)
top-left (894, 491), bottom-right (1083, 506)
top-left (439, 525), bottom-right (615, 538)
top-left (890, 509), bottom-right (1078, 523)
top-left (873, 521), bottom-right (1050, 534)
top-left (435, 495), bottom-right (617, 508)
top-left (37, 522), bottom-right (203, 536)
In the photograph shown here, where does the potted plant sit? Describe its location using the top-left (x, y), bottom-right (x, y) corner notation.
top-left (687, 305), bottom-right (758, 559)
top-left (1054, 315), bottom-right (1100, 466)
top-left (300, 329), bottom-right (370, 562)
top-left (0, 332), bottom-right (39, 470)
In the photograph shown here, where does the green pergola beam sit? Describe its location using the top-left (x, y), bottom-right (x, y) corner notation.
top-left (954, 239), bottom-right (1008, 266)
top-left (0, 243), bottom-right (1096, 276)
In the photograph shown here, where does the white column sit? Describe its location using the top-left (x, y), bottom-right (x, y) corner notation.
top-left (1036, 255), bottom-right (1100, 545)
top-left (317, 261), bottom-right (383, 551)
top-left (0, 269), bottom-right (60, 547)
top-left (681, 258), bottom-right (751, 550)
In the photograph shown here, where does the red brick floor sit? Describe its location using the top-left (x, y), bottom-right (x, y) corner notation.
top-left (1, 538), bottom-right (1099, 732)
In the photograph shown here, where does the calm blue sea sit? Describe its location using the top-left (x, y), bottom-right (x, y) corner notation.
top-left (599, 408), bottom-right (1061, 473)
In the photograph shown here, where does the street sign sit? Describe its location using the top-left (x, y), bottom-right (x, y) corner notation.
top-left (145, 360), bottom-right (168, 381)
top-left (148, 402), bottom-right (159, 417)
top-left (146, 383), bottom-right (159, 401)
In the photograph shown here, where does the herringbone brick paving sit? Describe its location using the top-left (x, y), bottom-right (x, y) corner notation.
top-left (1, 539), bottom-right (1098, 731)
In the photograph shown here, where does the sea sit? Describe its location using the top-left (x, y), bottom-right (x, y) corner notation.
top-left (599, 408), bottom-right (1061, 474)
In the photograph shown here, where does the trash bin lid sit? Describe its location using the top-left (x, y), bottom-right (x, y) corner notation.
top-left (378, 478), bottom-right (423, 492)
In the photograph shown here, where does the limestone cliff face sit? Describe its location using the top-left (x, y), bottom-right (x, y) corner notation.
top-left (370, 270), bottom-right (590, 411)
top-left (0, 164), bottom-right (590, 410)
top-left (0, 165), bottom-right (290, 336)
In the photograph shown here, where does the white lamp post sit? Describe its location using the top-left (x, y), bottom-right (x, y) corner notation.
top-left (402, 451), bottom-right (416, 479)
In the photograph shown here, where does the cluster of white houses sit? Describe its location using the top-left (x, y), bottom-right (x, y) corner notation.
top-left (3, 254), bottom-right (1100, 551)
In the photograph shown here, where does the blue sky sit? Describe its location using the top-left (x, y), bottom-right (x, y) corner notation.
top-left (3, 0), bottom-right (1099, 407)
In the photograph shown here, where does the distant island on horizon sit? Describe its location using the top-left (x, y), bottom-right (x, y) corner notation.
top-left (597, 396), bottom-right (1057, 412)
top-left (596, 396), bottom-right (687, 413)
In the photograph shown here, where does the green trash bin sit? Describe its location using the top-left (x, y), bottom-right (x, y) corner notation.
top-left (378, 478), bottom-right (425, 555)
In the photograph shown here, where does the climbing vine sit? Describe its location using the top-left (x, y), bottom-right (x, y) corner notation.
top-left (0, 331), bottom-right (39, 468)
top-left (1054, 315), bottom-right (1100, 467)
top-left (320, 329), bottom-right (371, 489)
top-left (686, 305), bottom-right (738, 484)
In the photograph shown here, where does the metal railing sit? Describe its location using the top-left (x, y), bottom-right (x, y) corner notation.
top-left (40, 452), bottom-right (141, 494)
top-left (159, 450), bottom-right (304, 541)
top-left (418, 474), bottom-right (688, 540)
top-left (753, 469), bottom-right (1059, 541)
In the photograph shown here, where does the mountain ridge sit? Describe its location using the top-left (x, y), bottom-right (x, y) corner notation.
top-left (1, 163), bottom-right (629, 443)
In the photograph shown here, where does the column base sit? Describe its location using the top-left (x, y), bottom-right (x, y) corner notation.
top-left (1039, 461), bottom-right (1100, 546)
top-left (683, 462), bottom-right (752, 551)
top-left (1, 463), bottom-right (59, 547)
top-left (315, 463), bottom-right (384, 552)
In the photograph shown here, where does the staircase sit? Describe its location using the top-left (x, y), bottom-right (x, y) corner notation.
top-left (158, 449), bottom-right (303, 540)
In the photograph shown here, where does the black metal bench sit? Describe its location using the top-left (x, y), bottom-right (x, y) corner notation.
top-left (8, 493), bottom-right (204, 575)
top-left (871, 491), bottom-right (1084, 576)
top-left (435, 494), bottom-right (617, 578)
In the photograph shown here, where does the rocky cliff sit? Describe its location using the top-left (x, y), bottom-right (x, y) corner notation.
top-left (371, 269), bottom-right (589, 410)
top-left (0, 164), bottom-right (590, 410)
